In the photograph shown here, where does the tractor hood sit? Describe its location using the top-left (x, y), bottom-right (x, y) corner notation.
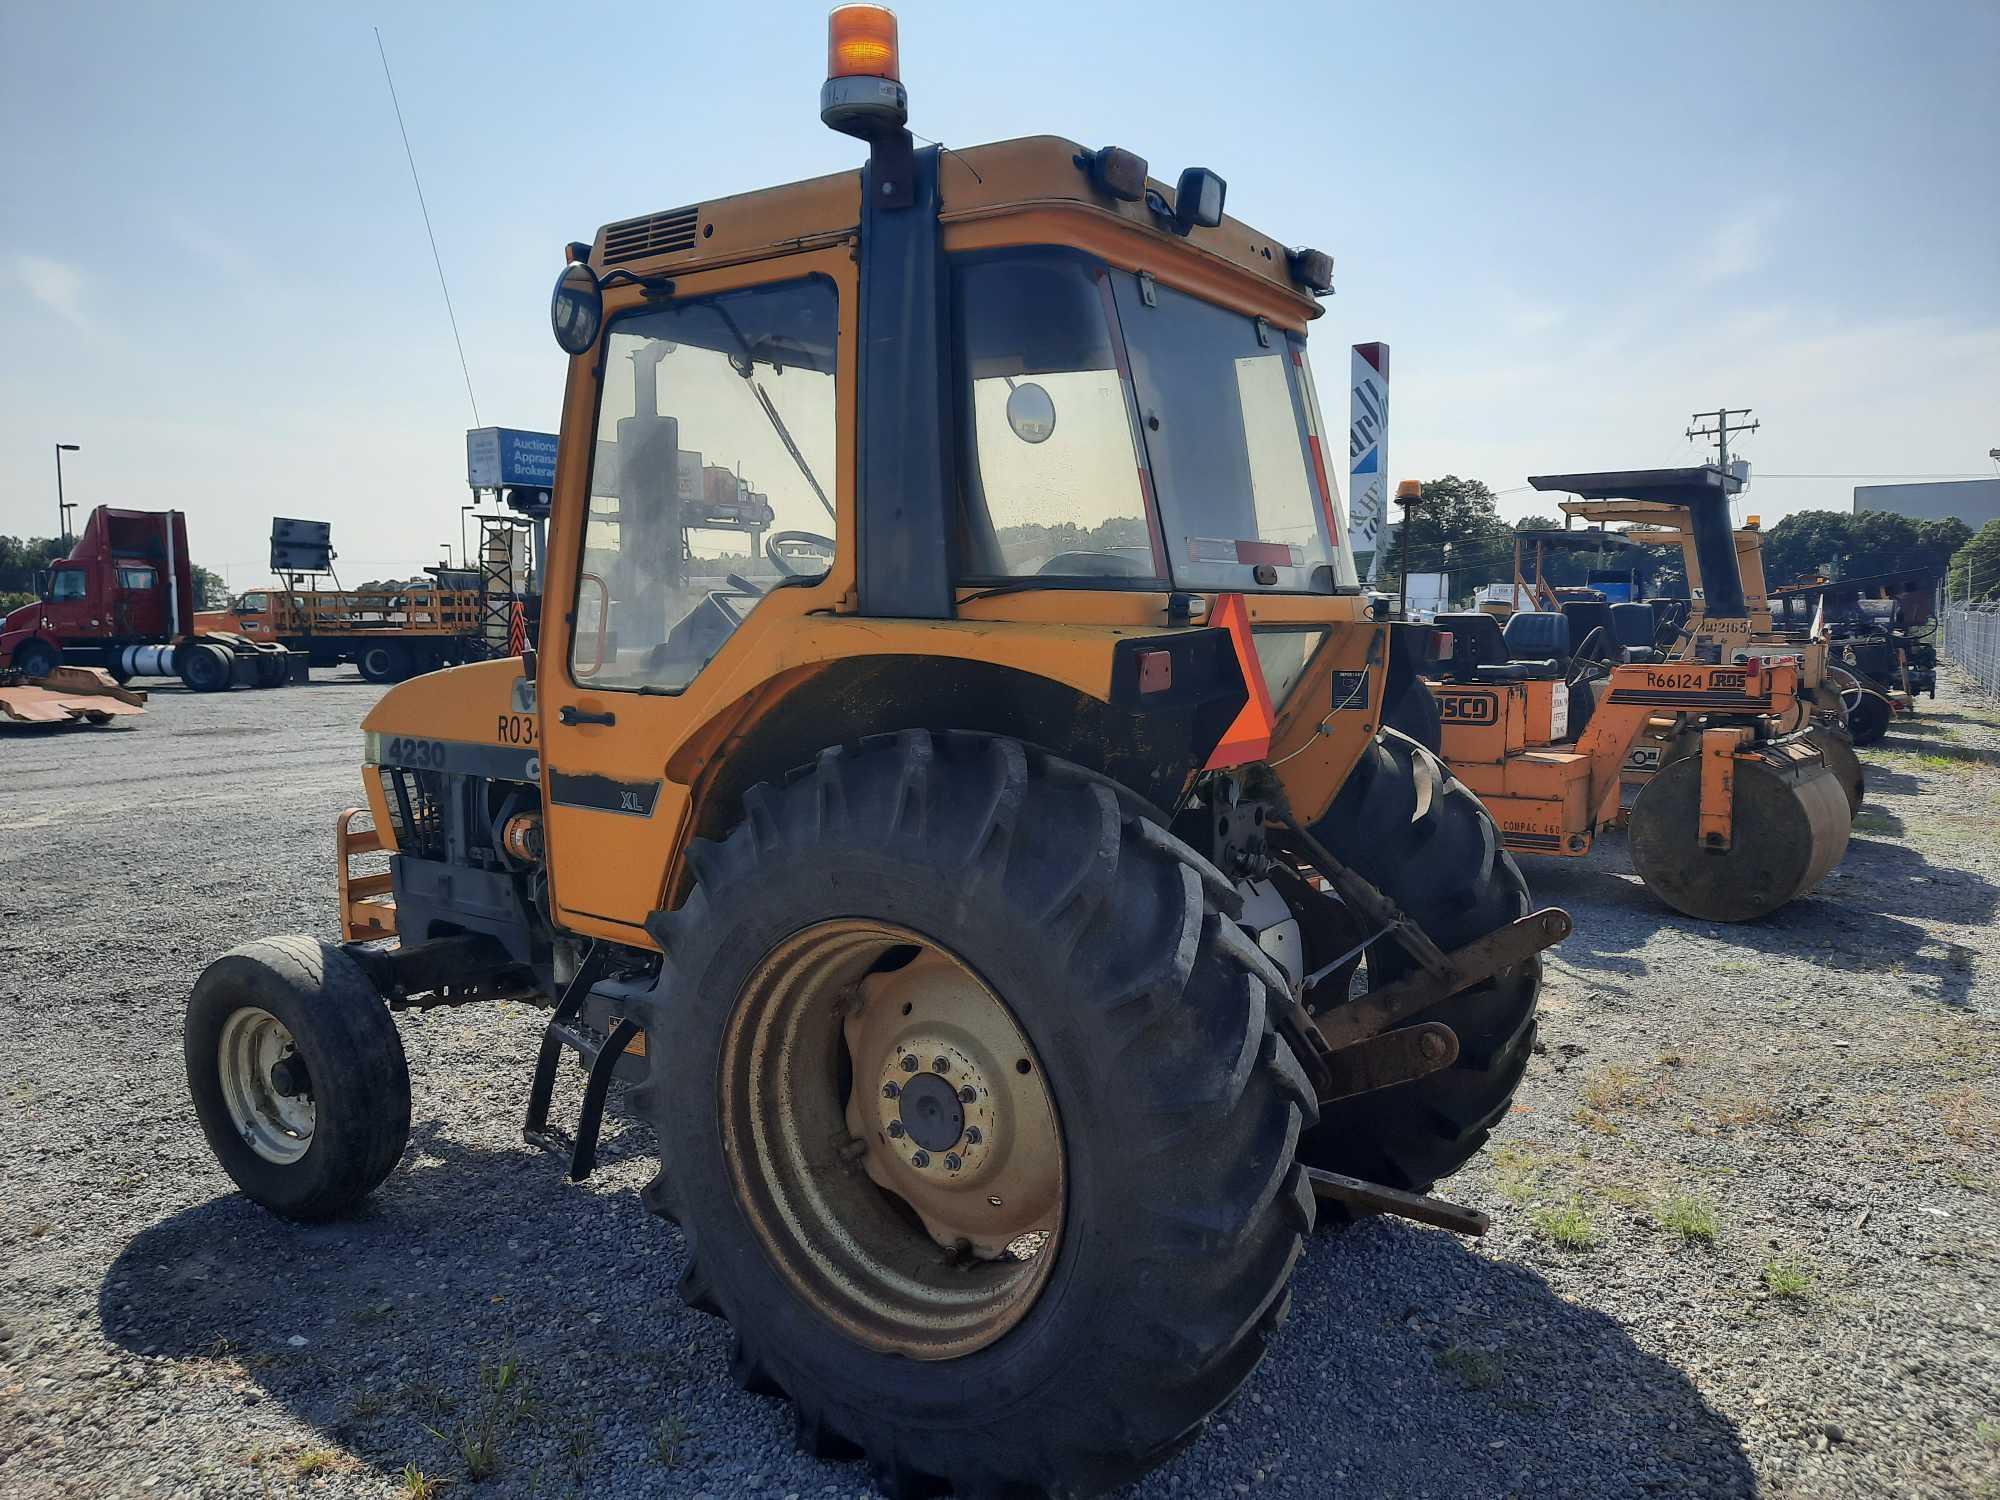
top-left (1, 598), bottom-right (42, 641)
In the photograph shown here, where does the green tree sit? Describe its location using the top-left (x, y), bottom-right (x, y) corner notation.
top-left (1915, 516), bottom-right (1973, 563)
top-left (1513, 515), bottom-right (1565, 531)
top-left (191, 564), bottom-right (227, 610)
top-left (1947, 519), bottom-right (2000, 602)
top-left (1763, 510), bottom-right (1855, 584)
top-left (1380, 476), bottom-right (1516, 594)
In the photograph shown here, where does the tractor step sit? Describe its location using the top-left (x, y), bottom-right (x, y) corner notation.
top-left (522, 1014), bottom-right (641, 1182)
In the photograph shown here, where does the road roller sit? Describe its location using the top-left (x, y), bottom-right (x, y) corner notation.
top-left (1529, 466), bottom-right (1866, 818)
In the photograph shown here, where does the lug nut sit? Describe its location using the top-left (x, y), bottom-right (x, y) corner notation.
top-left (911, 1150), bottom-right (930, 1169)
top-left (944, 1153), bottom-right (962, 1171)
top-left (963, 1126), bottom-right (981, 1145)
top-left (900, 1054), bottom-right (919, 1073)
top-left (882, 1081), bottom-right (901, 1099)
top-left (958, 1085), bottom-right (977, 1104)
top-left (933, 1056), bottom-right (950, 1073)
top-left (887, 1121), bottom-right (905, 1138)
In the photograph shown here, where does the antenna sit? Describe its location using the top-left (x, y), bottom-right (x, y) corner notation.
top-left (375, 28), bottom-right (481, 428)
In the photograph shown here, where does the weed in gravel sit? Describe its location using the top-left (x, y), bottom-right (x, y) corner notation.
top-left (1919, 753), bottom-right (1955, 770)
top-left (654, 1411), bottom-right (691, 1467)
top-left (1928, 1085), bottom-right (1997, 1150)
top-left (352, 1297), bottom-right (397, 1325)
top-left (457, 1423), bottom-right (500, 1483)
top-left (1581, 1063), bottom-right (1648, 1114)
top-left (1436, 1344), bottom-right (1504, 1391)
top-left (1657, 1192), bottom-right (1719, 1245)
top-left (398, 1378), bottom-right (457, 1421)
top-left (1761, 1256), bottom-right (1815, 1300)
top-left (294, 1448), bottom-right (353, 1477)
top-left (1711, 1096), bottom-right (1776, 1131)
top-left (399, 1465), bottom-right (447, 1499)
top-left (1977, 1418), bottom-right (2000, 1449)
top-left (1487, 1143), bottom-right (1541, 1203)
top-left (1529, 1200), bottom-right (1598, 1250)
top-left (1571, 1106), bottom-right (1621, 1135)
top-left (345, 1388), bottom-right (391, 1421)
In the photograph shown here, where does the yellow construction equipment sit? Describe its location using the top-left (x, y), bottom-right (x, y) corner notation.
top-left (182, 12), bottom-right (1569, 1496)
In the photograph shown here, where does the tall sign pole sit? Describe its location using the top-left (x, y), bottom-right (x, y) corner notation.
top-left (1349, 344), bottom-right (1390, 583)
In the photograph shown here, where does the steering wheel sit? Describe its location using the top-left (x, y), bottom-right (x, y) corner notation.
top-left (766, 530), bottom-right (836, 578)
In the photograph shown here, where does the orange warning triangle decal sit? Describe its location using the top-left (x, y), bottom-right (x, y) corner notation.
top-left (1206, 593), bottom-right (1273, 768)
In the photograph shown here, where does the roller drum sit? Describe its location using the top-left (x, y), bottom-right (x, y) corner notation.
top-left (1628, 742), bottom-right (1851, 922)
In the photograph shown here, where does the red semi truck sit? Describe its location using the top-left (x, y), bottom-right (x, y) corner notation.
top-left (1, 507), bottom-right (298, 692)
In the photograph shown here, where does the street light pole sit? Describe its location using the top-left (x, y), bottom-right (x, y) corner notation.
top-left (1393, 479), bottom-right (1422, 620)
top-left (54, 442), bottom-right (80, 544)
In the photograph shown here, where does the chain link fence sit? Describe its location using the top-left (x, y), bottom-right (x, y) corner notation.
top-left (1941, 602), bottom-right (2000, 700)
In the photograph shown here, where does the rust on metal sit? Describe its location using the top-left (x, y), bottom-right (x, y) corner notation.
top-left (1310, 907), bottom-right (1571, 1053)
top-left (1304, 1166), bottom-right (1491, 1237)
top-left (1314, 1021), bottom-right (1460, 1101)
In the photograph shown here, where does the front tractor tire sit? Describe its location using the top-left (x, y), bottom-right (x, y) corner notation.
top-left (1301, 730), bottom-right (1540, 1194)
top-left (185, 937), bottom-right (411, 1221)
top-left (12, 640), bottom-right (58, 678)
top-left (631, 733), bottom-right (1315, 1499)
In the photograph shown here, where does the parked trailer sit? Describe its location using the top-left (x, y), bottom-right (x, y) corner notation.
top-left (0, 507), bottom-right (300, 692)
top-left (198, 579), bottom-right (493, 683)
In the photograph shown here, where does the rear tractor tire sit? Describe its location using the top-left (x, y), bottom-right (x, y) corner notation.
top-left (185, 937), bottom-right (410, 1220)
top-left (1299, 730), bottom-right (1541, 1195)
top-left (630, 732), bottom-right (1314, 1498)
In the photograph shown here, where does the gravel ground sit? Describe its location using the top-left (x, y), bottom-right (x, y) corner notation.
top-left (2, 667), bottom-right (1996, 1500)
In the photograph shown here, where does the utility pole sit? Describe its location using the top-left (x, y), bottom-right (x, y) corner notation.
top-left (1686, 406), bottom-right (1759, 476)
top-left (54, 442), bottom-right (80, 543)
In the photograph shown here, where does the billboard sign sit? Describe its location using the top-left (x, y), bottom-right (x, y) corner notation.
top-left (270, 517), bottom-right (333, 573)
top-left (1349, 343), bottom-right (1390, 580)
top-left (467, 427), bottom-right (559, 490)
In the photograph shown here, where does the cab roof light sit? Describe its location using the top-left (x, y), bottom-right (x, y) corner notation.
top-left (1148, 166), bottom-right (1226, 236)
top-left (1079, 145), bottom-right (1148, 203)
top-left (1288, 246), bottom-right (1334, 296)
top-left (821, 4), bottom-right (908, 140)
top-left (828, 3), bottom-right (899, 79)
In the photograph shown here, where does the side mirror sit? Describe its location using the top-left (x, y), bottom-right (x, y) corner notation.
top-left (551, 257), bottom-right (604, 356)
top-left (34, 570), bottom-right (50, 601)
top-left (1173, 168), bottom-right (1225, 232)
top-left (1005, 382), bottom-right (1057, 444)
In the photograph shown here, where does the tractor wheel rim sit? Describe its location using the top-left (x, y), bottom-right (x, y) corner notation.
top-left (721, 920), bottom-right (1064, 1361)
top-left (218, 1007), bottom-right (315, 1164)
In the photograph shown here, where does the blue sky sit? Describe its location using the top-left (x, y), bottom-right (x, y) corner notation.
top-left (3, 1), bottom-right (1996, 585)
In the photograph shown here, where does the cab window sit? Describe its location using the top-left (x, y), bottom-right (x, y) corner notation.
top-left (50, 569), bottom-right (86, 601)
top-left (117, 566), bottom-right (156, 590)
top-left (572, 276), bottom-right (838, 692)
top-left (238, 592), bottom-right (269, 613)
top-left (953, 251), bottom-right (1157, 583)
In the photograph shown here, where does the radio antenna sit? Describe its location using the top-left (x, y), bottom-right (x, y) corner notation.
top-left (375, 27), bottom-right (482, 428)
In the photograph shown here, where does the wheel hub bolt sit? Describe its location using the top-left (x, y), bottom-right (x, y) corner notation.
top-left (933, 1056), bottom-right (950, 1073)
top-left (1419, 1031), bottom-right (1448, 1061)
top-left (964, 1126), bottom-right (981, 1145)
top-left (882, 1081), bottom-right (901, 1099)
top-left (887, 1121), bottom-right (905, 1139)
top-left (958, 1085), bottom-right (977, 1104)
top-left (910, 1150), bottom-right (931, 1169)
top-left (944, 1153), bottom-right (962, 1171)
top-left (900, 1055), bottom-right (919, 1073)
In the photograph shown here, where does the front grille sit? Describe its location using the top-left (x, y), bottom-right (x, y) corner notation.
top-left (378, 766), bottom-right (446, 861)
top-left (601, 206), bottom-right (700, 265)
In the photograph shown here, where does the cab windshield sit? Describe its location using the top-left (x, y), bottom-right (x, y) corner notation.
top-left (953, 250), bottom-right (1355, 592)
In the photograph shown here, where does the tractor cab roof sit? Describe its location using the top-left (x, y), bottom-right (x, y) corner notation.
top-left (587, 135), bottom-right (1323, 323)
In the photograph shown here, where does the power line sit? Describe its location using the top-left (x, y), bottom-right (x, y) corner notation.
top-left (1748, 472), bottom-right (1993, 480)
top-left (375, 27), bottom-right (481, 429)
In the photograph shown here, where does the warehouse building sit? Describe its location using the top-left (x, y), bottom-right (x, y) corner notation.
top-left (1852, 477), bottom-right (2000, 524)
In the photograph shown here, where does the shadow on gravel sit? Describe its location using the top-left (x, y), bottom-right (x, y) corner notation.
top-left (1136, 1217), bottom-right (1757, 1498)
top-left (1877, 734), bottom-right (2000, 767)
top-left (95, 1127), bottom-right (1755, 1498)
top-left (1859, 765), bottom-right (1921, 796)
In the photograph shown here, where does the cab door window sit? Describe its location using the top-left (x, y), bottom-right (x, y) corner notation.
top-left (572, 276), bottom-right (839, 692)
top-left (50, 568), bottom-right (86, 601)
